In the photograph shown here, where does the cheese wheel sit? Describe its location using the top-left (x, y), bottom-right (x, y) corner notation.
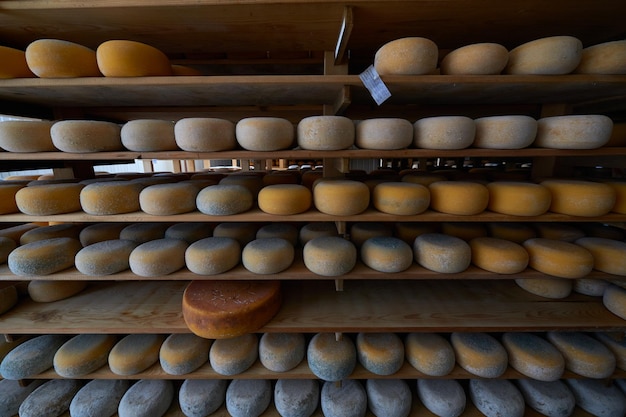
top-left (468, 379), bottom-right (525, 417)
top-left (0, 183), bottom-right (25, 214)
top-left (242, 238), bottom-right (294, 274)
top-left (307, 332), bottom-right (356, 381)
top-left (0, 379), bottom-right (43, 417)
top-left (256, 223), bottom-right (299, 246)
top-left (212, 222), bottom-right (259, 246)
top-left (108, 334), bottom-right (164, 375)
top-left (413, 116), bottom-right (475, 150)
top-left (226, 379), bottom-right (272, 417)
top-left (487, 222), bottom-right (536, 243)
top-left (516, 379), bottom-right (575, 417)
top-left (349, 222), bottom-right (392, 248)
top-left (535, 115), bottom-right (613, 149)
top-left (361, 236), bottom-right (413, 273)
top-left (405, 333), bottom-right (455, 376)
top-left (96, 39), bottom-right (172, 76)
top-left (542, 179), bottom-right (616, 217)
top-left (183, 280), bottom-right (281, 338)
top-left (139, 182), bottom-right (199, 215)
top-left (118, 379), bottom-right (174, 417)
top-left (274, 379), bottom-right (319, 417)
top-left (0, 334), bottom-right (68, 380)
top-left (416, 379), bottom-right (466, 417)
top-left (534, 222), bottom-right (585, 242)
top-left (297, 115), bottom-right (355, 150)
top-left (607, 181), bottom-right (626, 214)
top-left (196, 184), bottom-right (253, 215)
top-left (25, 39), bottom-right (101, 78)
top-left (165, 222), bottom-right (214, 244)
top-left (374, 37), bottom-right (438, 75)
top-left (576, 237), bottom-right (626, 276)
top-left (174, 117), bottom-right (236, 151)
top-left (575, 40), bottom-right (626, 74)
top-left (487, 181), bottom-right (551, 216)
top-left (546, 331), bottom-right (616, 378)
top-left (516, 277), bottom-right (573, 299)
top-left (209, 333), bottom-right (258, 375)
top-left (0, 45), bottom-right (35, 78)
top-left (595, 332), bottom-right (626, 371)
top-left (440, 42), bottom-right (509, 75)
top-left (523, 238), bottom-right (593, 278)
top-left (179, 379), bottom-right (228, 417)
top-left (303, 236), bottom-right (357, 276)
top-left (469, 237), bottom-right (529, 274)
top-left (259, 332), bottom-right (306, 372)
top-left (501, 332), bottom-right (564, 381)
top-left (372, 182), bottom-right (430, 215)
top-left (299, 222), bottom-right (338, 245)
top-left (75, 239), bottom-right (137, 276)
top-left (429, 181), bottom-right (489, 215)
top-left (69, 379), bottom-right (130, 417)
top-left (119, 222), bottom-right (170, 243)
top-left (473, 115), bottom-right (537, 149)
top-left (321, 379), bottom-right (367, 417)
top-left (18, 379), bottom-right (83, 417)
top-left (8, 237), bottom-right (82, 276)
top-left (313, 180), bottom-right (369, 216)
top-left (129, 238), bottom-right (187, 276)
top-left (0, 120), bottom-right (55, 152)
top-left (450, 332), bottom-right (508, 378)
top-left (367, 379), bottom-right (412, 417)
top-left (0, 223), bottom-right (39, 245)
top-left (159, 333), bottom-right (211, 375)
top-left (51, 120), bottom-right (122, 152)
top-left (53, 333), bottom-right (117, 377)
top-left (401, 173), bottom-right (447, 187)
top-left (414, 233), bottom-right (471, 274)
top-left (257, 184), bottom-right (312, 215)
top-left (603, 284), bottom-right (626, 321)
top-left (120, 119), bottom-right (177, 151)
top-left (505, 36), bottom-right (583, 74)
top-left (79, 222), bottom-right (126, 246)
top-left (355, 118), bottom-right (413, 150)
top-left (16, 183), bottom-right (84, 215)
top-left (185, 236), bottom-right (240, 275)
top-left (236, 117), bottom-right (295, 151)
top-left (19, 223), bottom-right (82, 244)
top-left (565, 379), bottom-right (626, 417)
top-left (573, 278), bottom-right (608, 296)
top-left (356, 332), bottom-right (404, 375)
top-left (28, 280), bottom-right (87, 302)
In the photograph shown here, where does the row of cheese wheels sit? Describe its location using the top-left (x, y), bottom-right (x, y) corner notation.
top-left (1, 114), bottom-right (623, 153)
top-left (4, 376), bottom-right (625, 417)
top-left (1, 329), bottom-right (624, 382)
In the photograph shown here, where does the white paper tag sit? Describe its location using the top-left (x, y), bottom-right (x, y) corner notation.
top-left (359, 65), bottom-right (391, 105)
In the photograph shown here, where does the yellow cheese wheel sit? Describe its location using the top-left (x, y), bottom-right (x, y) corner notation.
top-left (523, 238), bottom-right (593, 278)
top-left (297, 115), bottom-right (354, 150)
top-left (349, 222), bottom-right (393, 248)
top-left (120, 119), bottom-right (177, 151)
top-left (79, 222), bottom-right (127, 246)
top-left (501, 332), bottom-right (565, 381)
top-left (174, 118), bottom-right (236, 152)
top-left (401, 173), bottom-right (447, 187)
top-left (313, 180), bottom-right (369, 216)
top-left (413, 233), bottom-right (471, 273)
top-left (355, 118), bottom-right (413, 150)
top-left (27, 280), bottom-right (87, 302)
top-left (8, 237), bottom-right (82, 276)
top-left (139, 182), bottom-right (199, 215)
top-left (299, 222), bottom-right (338, 246)
top-left (307, 332), bottom-right (356, 381)
top-left (413, 116), bottom-right (476, 149)
top-left (515, 277), bottom-right (573, 299)
top-left (546, 331), bottom-right (616, 378)
top-left (196, 184), bottom-right (253, 215)
top-left (405, 333), bottom-right (455, 376)
top-left (0, 45), bottom-right (35, 78)
top-left (374, 37), bottom-right (438, 75)
top-left (51, 120), bottom-right (123, 153)
top-left (606, 181), bottom-right (626, 214)
top-left (257, 184), bottom-right (312, 215)
top-left (235, 117), bottom-right (294, 151)
top-left (258, 332), bottom-right (306, 372)
top-left (0, 183), bottom-right (26, 214)
top-left (53, 334), bottom-right (117, 377)
top-left (356, 332), bottom-right (404, 376)
top-left (533, 222), bottom-right (585, 242)
top-left (25, 39), bottom-right (101, 78)
top-left (109, 334), bottom-right (165, 375)
top-left (603, 284), bottom-right (626, 320)
top-left (96, 40), bottom-right (172, 76)
top-left (440, 222), bottom-right (487, 241)
top-left (20, 223), bottom-right (83, 244)
top-left (16, 183), bottom-right (83, 215)
top-left (372, 182), bottom-right (430, 215)
top-left (0, 120), bottom-right (55, 152)
top-left (535, 115), bottom-right (613, 149)
top-left (473, 115), bottom-right (537, 149)
top-left (575, 237), bottom-right (626, 276)
top-left (0, 284), bottom-right (18, 315)
top-left (394, 222), bottom-right (440, 244)
top-left (120, 222), bottom-right (170, 243)
top-left (0, 237), bottom-right (17, 264)
top-left (242, 238), bottom-right (294, 274)
top-left (574, 40), bottom-right (626, 74)
top-left (256, 223), bottom-right (299, 246)
top-left (487, 181), bottom-right (551, 216)
top-left (303, 236), bottom-right (357, 276)
top-left (541, 179), bottom-right (616, 217)
top-left (429, 181), bottom-right (489, 215)
top-left (129, 238), bottom-right (187, 277)
top-left (75, 239), bottom-right (138, 276)
top-left (80, 181), bottom-right (143, 215)
top-left (209, 333), bottom-right (258, 376)
top-left (441, 42), bottom-right (509, 75)
top-left (185, 236), bottom-right (240, 275)
top-left (165, 222), bottom-right (214, 244)
top-left (450, 332), bottom-right (508, 378)
top-left (505, 36), bottom-right (583, 75)
top-left (159, 333), bottom-right (212, 375)
top-left (470, 237), bottom-right (529, 274)
top-left (361, 236), bottom-right (413, 273)
top-left (183, 280), bottom-right (282, 338)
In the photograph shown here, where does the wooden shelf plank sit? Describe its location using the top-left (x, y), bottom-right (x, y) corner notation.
top-left (0, 280), bottom-right (624, 334)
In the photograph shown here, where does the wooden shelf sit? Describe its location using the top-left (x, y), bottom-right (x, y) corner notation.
top-left (1, 280), bottom-right (624, 335)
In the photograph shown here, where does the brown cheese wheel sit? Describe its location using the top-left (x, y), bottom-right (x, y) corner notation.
top-left (0, 45), bottom-right (35, 78)
top-left (0, 120), bottom-right (55, 152)
top-left (51, 120), bottom-right (123, 153)
top-left (96, 40), bottom-right (172, 77)
top-left (25, 39), bottom-right (101, 78)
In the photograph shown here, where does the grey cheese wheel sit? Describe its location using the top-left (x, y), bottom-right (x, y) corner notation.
top-left (0, 334), bottom-right (68, 380)
top-left (307, 332), bottom-right (357, 382)
top-left (0, 379), bottom-right (43, 417)
top-left (196, 184), bottom-right (253, 215)
top-left (19, 379), bottom-right (83, 417)
top-left (450, 332), bottom-right (508, 378)
top-left (209, 333), bottom-right (258, 376)
top-left (321, 379), bottom-right (367, 417)
top-left (129, 238), bottom-right (188, 277)
top-left (179, 379), bottom-right (228, 417)
top-left (226, 379), bottom-right (272, 417)
top-left (565, 378), bottom-right (626, 417)
top-left (405, 332), bottom-right (456, 376)
top-left (8, 237), bottom-right (82, 276)
top-left (160, 333), bottom-right (212, 375)
top-left (274, 379), bottom-right (320, 417)
top-left (515, 379), bottom-right (575, 417)
top-left (469, 379), bottom-right (525, 417)
top-left (75, 239), bottom-right (138, 276)
top-left (259, 332), bottom-right (306, 372)
top-left (416, 379), bottom-right (466, 417)
top-left (118, 379), bottom-right (174, 417)
top-left (185, 236), bottom-right (240, 275)
top-left (366, 379), bottom-right (412, 417)
top-left (69, 379), bottom-right (130, 417)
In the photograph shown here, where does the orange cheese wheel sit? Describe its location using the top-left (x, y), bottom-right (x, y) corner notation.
top-left (470, 237), bottom-right (529, 274)
top-left (523, 238), bottom-right (593, 278)
top-left (25, 39), bottom-right (101, 78)
top-left (257, 184), bottom-right (312, 215)
top-left (606, 181), bottom-right (626, 214)
top-left (505, 36), bottom-right (583, 75)
top-left (235, 117), bottom-right (295, 151)
top-left (16, 183), bottom-right (84, 215)
top-left (413, 116), bottom-right (476, 150)
top-left (355, 118), bottom-right (413, 150)
top-left (405, 333), bottom-right (455, 376)
top-left (429, 181), bottom-right (489, 215)
top-left (372, 182), bottom-right (430, 215)
top-left (174, 118), bottom-right (236, 152)
top-left (0, 183), bottom-right (26, 214)
top-left (171, 64), bottom-right (202, 76)
top-left (541, 179), bottom-right (616, 217)
top-left (535, 115), bottom-right (613, 149)
top-left (108, 334), bottom-right (165, 375)
top-left (96, 40), bottom-right (172, 76)
top-left (53, 334), bottom-right (117, 377)
top-left (80, 181), bottom-right (143, 215)
top-left (515, 277), bottom-right (573, 299)
top-left (0, 46), bottom-right (34, 78)
top-left (574, 40), bottom-right (626, 74)
top-left (473, 115), bottom-right (537, 149)
top-left (487, 181), bottom-right (552, 216)
top-left (297, 116), bottom-right (355, 150)
top-left (120, 119), bottom-right (177, 151)
top-left (27, 280), bottom-right (87, 302)
top-left (575, 237), bottom-right (626, 276)
top-left (440, 42), bottom-right (509, 75)
top-left (356, 332), bottom-right (404, 376)
top-left (51, 120), bottom-right (123, 153)
top-left (374, 37), bottom-right (438, 75)
top-left (313, 180), bottom-right (369, 216)
top-left (0, 120), bottom-right (55, 152)
top-left (139, 182), bottom-right (199, 215)
top-left (182, 280), bottom-right (282, 339)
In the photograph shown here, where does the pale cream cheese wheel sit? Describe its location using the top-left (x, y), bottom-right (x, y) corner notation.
top-left (120, 119), bottom-right (177, 151)
top-left (535, 115), bottom-right (613, 149)
top-left (523, 238), bottom-right (593, 279)
top-left (440, 42), bottom-right (509, 75)
top-left (174, 117), bottom-right (236, 152)
top-left (0, 120), bottom-right (55, 152)
top-left (505, 35), bottom-right (583, 74)
top-left (297, 115), bottom-right (354, 150)
top-left (414, 233), bottom-right (471, 273)
top-left (355, 118), bottom-right (413, 149)
top-left (0, 45), bottom-right (35, 78)
top-left (374, 37), bottom-right (438, 75)
top-left (51, 120), bottom-right (123, 153)
top-left (575, 40), bottom-right (626, 74)
top-left (185, 236), bottom-right (240, 275)
top-left (129, 238), bottom-right (188, 277)
top-left (236, 117), bottom-right (294, 151)
top-left (413, 116), bottom-right (475, 149)
top-left (541, 179), bottom-right (616, 217)
top-left (25, 39), bottom-right (101, 78)
top-left (487, 181), bottom-right (552, 216)
top-left (473, 115), bottom-right (537, 149)
top-left (96, 39), bottom-right (172, 77)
